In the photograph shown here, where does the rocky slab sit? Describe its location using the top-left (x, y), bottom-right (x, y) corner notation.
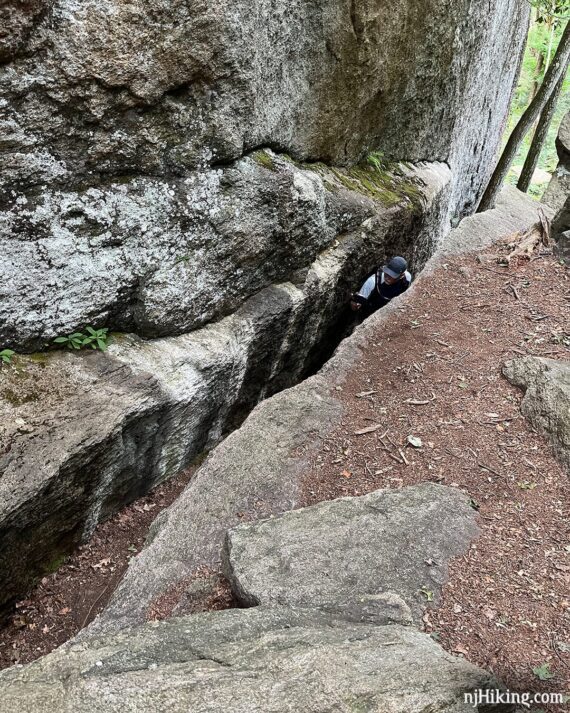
top-left (503, 357), bottom-right (570, 472)
top-left (0, 163), bottom-right (450, 611)
top-left (2, 0), bottom-right (528, 221)
top-left (87, 187), bottom-right (547, 639)
top-left (0, 157), bottom-right (448, 351)
top-left (223, 483), bottom-right (479, 622)
top-left (0, 605), bottom-right (504, 713)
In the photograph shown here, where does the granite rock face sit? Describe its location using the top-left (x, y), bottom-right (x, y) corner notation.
top-left (544, 112), bottom-right (570, 262)
top-left (0, 157), bottom-right (447, 350)
top-left (0, 605), bottom-right (504, 713)
top-left (87, 187), bottom-right (547, 639)
top-left (0, 164), bottom-right (451, 611)
top-left (544, 111), bottom-right (570, 216)
top-left (224, 483), bottom-right (479, 622)
top-left (2, 0), bottom-right (528, 207)
top-left (503, 357), bottom-right (570, 472)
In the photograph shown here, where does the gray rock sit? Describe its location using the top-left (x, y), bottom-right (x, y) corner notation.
top-left (554, 226), bottom-right (570, 264)
top-left (544, 111), bottom-right (570, 265)
top-left (223, 484), bottom-right (479, 622)
top-left (0, 605), bottom-right (504, 713)
top-left (0, 162), bottom-right (450, 611)
top-left (83, 373), bottom-right (343, 637)
top-left (0, 157), bottom-right (449, 351)
top-left (543, 112), bottom-right (570, 215)
top-left (89, 186), bottom-right (544, 639)
top-left (503, 357), bottom-right (570, 472)
top-left (1, 0), bottom-right (528, 221)
top-left (440, 186), bottom-right (555, 256)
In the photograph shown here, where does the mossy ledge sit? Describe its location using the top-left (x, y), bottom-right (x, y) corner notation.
top-left (262, 149), bottom-right (426, 210)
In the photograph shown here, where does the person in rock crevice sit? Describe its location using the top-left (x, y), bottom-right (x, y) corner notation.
top-left (350, 256), bottom-right (412, 319)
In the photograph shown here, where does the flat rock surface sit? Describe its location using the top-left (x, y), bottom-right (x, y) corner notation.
top-left (224, 483), bottom-right (479, 622)
top-left (441, 185), bottom-right (554, 256)
top-left (503, 357), bottom-right (570, 471)
top-left (0, 605), bottom-right (502, 713)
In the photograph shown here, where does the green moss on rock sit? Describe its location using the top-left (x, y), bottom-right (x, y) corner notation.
top-left (252, 150), bottom-right (277, 171)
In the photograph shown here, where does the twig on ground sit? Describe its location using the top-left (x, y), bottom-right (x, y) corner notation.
top-left (81, 580), bottom-right (113, 629)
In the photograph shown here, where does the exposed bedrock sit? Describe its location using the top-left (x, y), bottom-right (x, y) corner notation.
top-left (223, 483), bottom-right (479, 623)
top-left (0, 163), bottom-right (449, 611)
top-left (0, 156), bottom-right (447, 351)
top-left (84, 187), bottom-right (547, 639)
top-left (0, 605), bottom-right (504, 713)
top-left (544, 112), bottom-right (570, 262)
top-left (503, 357), bottom-right (570, 472)
top-left (2, 0), bottom-right (528, 217)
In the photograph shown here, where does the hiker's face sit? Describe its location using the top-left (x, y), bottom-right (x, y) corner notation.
top-left (383, 273), bottom-right (399, 285)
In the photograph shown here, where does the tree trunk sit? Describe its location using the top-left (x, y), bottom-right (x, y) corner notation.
top-left (530, 49), bottom-right (545, 102)
top-left (517, 67), bottom-right (567, 193)
top-left (478, 20), bottom-right (570, 212)
top-left (545, 17), bottom-right (555, 69)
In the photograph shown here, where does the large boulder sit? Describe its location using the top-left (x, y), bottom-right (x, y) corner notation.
top-left (0, 162), bottom-right (451, 612)
top-left (84, 187), bottom-right (551, 640)
top-left (503, 357), bottom-right (570, 472)
top-left (543, 112), bottom-right (570, 215)
top-left (0, 157), bottom-right (447, 351)
top-left (1, 0), bottom-right (528, 220)
top-left (0, 605), bottom-right (505, 712)
top-left (543, 112), bottom-right (570, 262)
top-left (223, 483), bottom-right (479, 623)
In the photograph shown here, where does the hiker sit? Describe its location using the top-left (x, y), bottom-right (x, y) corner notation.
top-left (350, 256), bottom-right (412, 318)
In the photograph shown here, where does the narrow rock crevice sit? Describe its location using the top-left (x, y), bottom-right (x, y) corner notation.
top-left (0, 161), bottom-right (451, 615)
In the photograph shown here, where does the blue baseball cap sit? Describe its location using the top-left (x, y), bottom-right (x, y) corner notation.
top-left (382, 256), bottom-right (407, 279)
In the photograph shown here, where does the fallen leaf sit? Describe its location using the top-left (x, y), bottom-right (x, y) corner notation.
top-left (517, 481), bottom-right (537, 490)
top-left (92, 558), bottom-right (111, 570)
top-left (354, 424), bottom-right (382, 435)
top-left (532, 662), bottom-right (554, 681)
top-left (452, 644), bottom-right (470, 657)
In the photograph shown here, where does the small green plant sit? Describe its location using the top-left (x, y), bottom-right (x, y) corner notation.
top-left (366, 151), bottom-right (389, 172)
top-left (532, 662), bottom-right (555, 680)
top-left (0, 349), bottom-right (15, 364)
top-left (54, 327), bottom-right (109, 352)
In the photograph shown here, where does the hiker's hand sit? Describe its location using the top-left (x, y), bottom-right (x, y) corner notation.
top-left (350, 300), bottom-right (362, 312)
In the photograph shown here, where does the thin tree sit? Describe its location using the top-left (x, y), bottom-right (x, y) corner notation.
top-left (478, 18), bottom-right (570, 211)
top-left (517, 67), bottom-right (568, 192)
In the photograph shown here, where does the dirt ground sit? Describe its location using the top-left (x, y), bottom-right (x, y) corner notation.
top-left (301, 240), bottom-right (569, 706)
top-left (0, 235), bottom-right (568, 710)
top-left (0, 467), bottom-right (195, 669)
